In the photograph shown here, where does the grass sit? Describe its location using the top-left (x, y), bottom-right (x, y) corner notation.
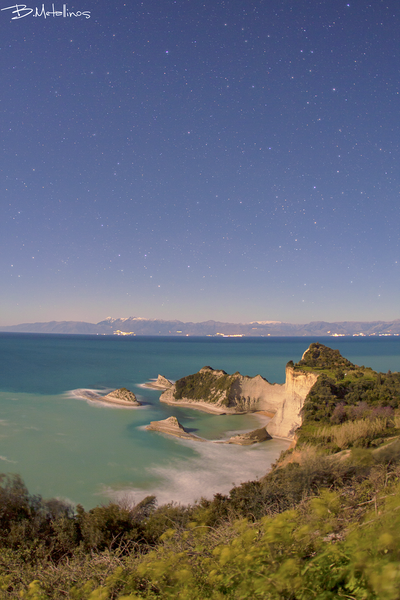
top-left (293, 364), bottom-right (377, 383)
top-left (313, 417), bottom-right (391, 450)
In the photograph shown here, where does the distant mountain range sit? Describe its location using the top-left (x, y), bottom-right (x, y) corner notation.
top-left (0, 316), bottom-right (400, 337)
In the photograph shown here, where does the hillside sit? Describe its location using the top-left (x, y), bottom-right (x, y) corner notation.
top-left (289, 343), bottom-right (400, 453)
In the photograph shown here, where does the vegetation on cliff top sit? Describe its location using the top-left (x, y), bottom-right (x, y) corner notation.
top-left (173, 367), bottom-right (236, 406)
top-left (295, 341), bottom-right (355, 372)
top-left (294, 343), bottom-right (400, 452)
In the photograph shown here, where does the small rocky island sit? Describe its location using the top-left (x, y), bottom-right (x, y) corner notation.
top-left (146, 416), bottom-right (205, 441)
top-left (225, 427), bottom-right (272, 445)
top-left (75, 387), bottom-right (142, 407)
top-left (103, 388), bottom-right (141, 405)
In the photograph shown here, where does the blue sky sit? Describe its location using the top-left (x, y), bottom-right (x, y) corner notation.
top-left (1, 0), bottom-right (399, 325)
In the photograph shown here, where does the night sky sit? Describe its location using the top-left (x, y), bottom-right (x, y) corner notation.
top-left (1, 0), bottom-right (399, 326)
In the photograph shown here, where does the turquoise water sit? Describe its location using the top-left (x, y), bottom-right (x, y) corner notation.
top-left (0, 334), bottom-right (399, 508)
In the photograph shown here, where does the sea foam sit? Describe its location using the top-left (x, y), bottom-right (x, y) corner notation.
top-left (105, 437), bottom-right (289, 506)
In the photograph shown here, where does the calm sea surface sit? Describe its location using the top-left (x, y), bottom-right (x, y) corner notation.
top-left (0, 334), bottom-right (399, 508)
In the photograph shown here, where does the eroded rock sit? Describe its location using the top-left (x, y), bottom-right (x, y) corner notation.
top-left (226, 427), bottom-right (272, 446)
top-left (143, 375), bottom-right (173, 389)
top-left (146, 416), bottom-right (204, 441)
top-left (103, 388), bottom-right (141, 405)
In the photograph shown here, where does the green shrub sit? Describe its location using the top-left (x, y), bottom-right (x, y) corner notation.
top-left (174, 369), bottom-right (235, 404)
top-left (144, 503), bottom-right (192, 542)
top-left (76, 503), bottom-right (147, 552)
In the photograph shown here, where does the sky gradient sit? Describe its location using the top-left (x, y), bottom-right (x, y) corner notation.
top-left (1, 0), bottom-right (399, 326)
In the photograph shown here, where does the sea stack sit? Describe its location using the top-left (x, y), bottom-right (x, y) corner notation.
top-left (226, 427), bottom-right (272, 446)
top-left (103, 388), bottom-right (142, 405)
top-left (146, 416), bottom-right (204, 441)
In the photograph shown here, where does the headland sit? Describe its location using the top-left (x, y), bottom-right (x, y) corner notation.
top-left (159, 364), bottom-right (318, 440)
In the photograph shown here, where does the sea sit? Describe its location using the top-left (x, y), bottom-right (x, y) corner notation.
top-left (0, 333), bottom-right (399, 509)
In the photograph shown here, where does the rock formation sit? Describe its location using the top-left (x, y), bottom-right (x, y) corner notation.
top-left (145, 416), bottom-right (205, 441)
top-left (74, 387), bottom-right (142, 406)
top-left (160, 365), bottom-right (318, 440)
top-left (103, 388), bottom-right (141, 405)
top-left (145, 417), bottom-right (272, 445)
top-left (226, 427), bottom-right (272, 445)
top-left (143, 375), bottom-right (173, 389)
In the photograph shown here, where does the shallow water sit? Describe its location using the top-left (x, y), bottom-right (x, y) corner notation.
top-left (0, 334), bottom-right (399, 508)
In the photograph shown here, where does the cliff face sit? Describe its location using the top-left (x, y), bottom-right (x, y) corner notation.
top-left (159, 366), bottom-right (318, 440)
top-left (266, 368), bottom-right (318, 439)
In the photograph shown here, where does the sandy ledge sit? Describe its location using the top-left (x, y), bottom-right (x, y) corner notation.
top-left (142, 382), bottom-right (168, 390)
top-left (159, 397), bottom-right (247, 414)
top-left (142, 375), bottom-right (174, 390)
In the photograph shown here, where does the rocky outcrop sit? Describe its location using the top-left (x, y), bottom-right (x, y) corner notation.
top-left (146, 417), bottom-right (272, 445)
top-left (226, 427), bottom-right (272, 446)
top-left (145, 416), bottom-right (204, 441)
top-left (160, 366), bottom-right (318, 440)
top-left (74, 387), bottom-right (142, 407)
top-left (143, 375), bottom-right (173, 390)
top-left (103, 388), bottom-right (141, 405)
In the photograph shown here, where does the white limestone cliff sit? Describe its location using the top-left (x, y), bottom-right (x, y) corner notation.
top-left (159, 366), bottom-right (318, 440)
top-left (265, 367), bottom-right (318, 439)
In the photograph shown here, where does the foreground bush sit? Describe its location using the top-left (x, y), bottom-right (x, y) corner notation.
top-left (1, 441), bottom-right (400, 599)
top-left (2, 344), bottom-right (400, 598)
top-left (11, 461), bottom-right (400, 599)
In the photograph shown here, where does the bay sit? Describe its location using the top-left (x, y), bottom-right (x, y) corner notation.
top-left (0, 334), bottom-right (399, 508)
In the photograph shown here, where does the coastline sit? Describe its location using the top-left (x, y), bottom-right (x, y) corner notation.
top-left (1, 335), bottom-right (398, 509)
top-left (158, 400), bottom-right (295, 441)
top-left (159, 396), bottom-right (278, 422)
